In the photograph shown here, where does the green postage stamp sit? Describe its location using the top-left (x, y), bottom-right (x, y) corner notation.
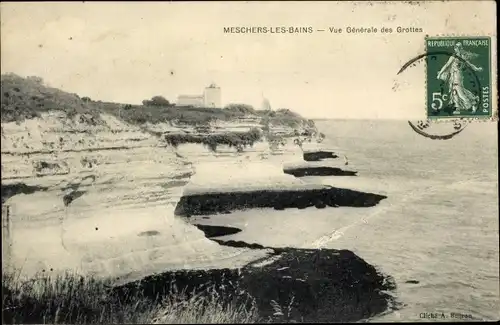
top-left (426, 36), bottom-right (492, 120)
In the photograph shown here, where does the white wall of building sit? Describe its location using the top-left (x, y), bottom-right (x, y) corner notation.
top-left (177, 95), bottom-right (204, 107)
top-left (203, 85), bottom-right (221, 108)
top-left (177, 83), bottom-right (221, 108)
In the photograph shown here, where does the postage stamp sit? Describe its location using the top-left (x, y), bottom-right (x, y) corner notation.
top-left (426, 36), bottom-right (492, 120)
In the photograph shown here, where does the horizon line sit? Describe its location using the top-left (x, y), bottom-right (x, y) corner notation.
top-left (1, 72), bottom-right (424, 122)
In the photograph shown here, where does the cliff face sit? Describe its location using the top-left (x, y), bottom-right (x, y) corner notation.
top-left (0, 77), bottom-right (398, 324)
top-left (1, 74), bottom-right (319, 280)
top-left (2, 112), bottom-right (161, 177)
top-left (1, 111), bottom-right (271, 281)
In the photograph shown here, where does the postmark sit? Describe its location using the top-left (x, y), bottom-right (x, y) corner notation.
top-left (426, 36), bottom-right (492, 120)
top-left (406, 118), bottom-right (468, 140)
top-left (397, 35), bottom-right (494, 140)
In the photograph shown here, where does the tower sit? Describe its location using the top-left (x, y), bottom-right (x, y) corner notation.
top-left (261, 92), bottom-right (272, 111)
top-left (203, 83), bottom-right (221, 108)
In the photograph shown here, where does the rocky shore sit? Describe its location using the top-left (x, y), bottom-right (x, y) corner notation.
top-left (1, 74), bottom-right (396, 323)
top-left (114, 247), bottom-right (397, 323)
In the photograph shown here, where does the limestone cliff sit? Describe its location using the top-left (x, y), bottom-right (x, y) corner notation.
top-left (1, 74), bottom-right (284, 280)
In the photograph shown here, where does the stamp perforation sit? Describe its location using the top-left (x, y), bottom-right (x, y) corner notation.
top-left (424, 34), bottom-right (497, 123)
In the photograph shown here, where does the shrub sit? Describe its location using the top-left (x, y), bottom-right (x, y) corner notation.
top-left (224, 104), bottom-right (256, 115)
top-left (292, 128), bottom-right (318, 152)
top-left (317, 132), bottom-right (325, 143)
top-left (1, 74), bottom-right (102, 124)
top-left (164, 128), bottom-right (262, 153)
top-left (266, 133), bottom-right (287, 152)
top-left (143, 96), bottom-right (171, 107)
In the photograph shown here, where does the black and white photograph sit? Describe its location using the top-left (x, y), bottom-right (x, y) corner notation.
top-left (1, 1), bottom-right (498, 323)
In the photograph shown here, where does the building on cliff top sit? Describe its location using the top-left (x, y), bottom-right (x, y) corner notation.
top-left (261, 92), bottom-right (272, 111)
top-left (177, 83), bottom-right (221, 108)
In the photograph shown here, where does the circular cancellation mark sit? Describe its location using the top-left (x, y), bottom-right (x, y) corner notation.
top-left (397, 50), bottom-right (484, 140)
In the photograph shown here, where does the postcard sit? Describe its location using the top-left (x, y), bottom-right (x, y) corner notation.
top-left (1, 1), bottom-right (498, 323)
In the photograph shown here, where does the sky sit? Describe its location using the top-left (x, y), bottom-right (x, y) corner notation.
top-left (1, 1), bottom-right (497, 119)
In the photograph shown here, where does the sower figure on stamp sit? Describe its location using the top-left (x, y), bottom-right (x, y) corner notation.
top-left (436, 42), bottom-right (483, 114)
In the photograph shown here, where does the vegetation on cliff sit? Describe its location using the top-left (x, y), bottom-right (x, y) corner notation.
top-left (1, 74), bottom-right (101, 124)
top-left (1, 74), bottom-right (313, 130)
top-left (164, 128), bottom-right (262, 152)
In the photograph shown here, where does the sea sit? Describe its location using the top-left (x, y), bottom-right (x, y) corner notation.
top-left (313, 119), bottom-right (499, 322)
top-left (184, 118), bottom-right (499, 322)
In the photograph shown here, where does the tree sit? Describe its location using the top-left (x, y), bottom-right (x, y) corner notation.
top-left (143, 96), bottom-right (171, 107)
top-left (151, 96), bottom-right (170, 106)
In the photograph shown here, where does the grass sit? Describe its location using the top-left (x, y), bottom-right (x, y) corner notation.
top-left (114, 103), bottom-right (248, 126)
top-left (2, 270), bottom-right (261, 324)
top-left (1, 74), bottom-right (102, 124)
